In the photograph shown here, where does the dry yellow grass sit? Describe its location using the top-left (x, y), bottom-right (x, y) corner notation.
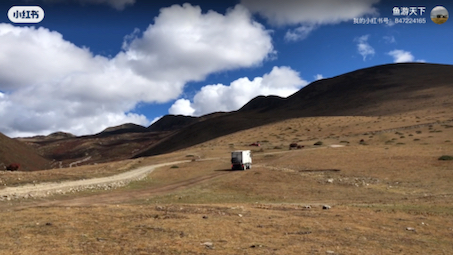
top-left (1, 112), bottom-right (453, 254)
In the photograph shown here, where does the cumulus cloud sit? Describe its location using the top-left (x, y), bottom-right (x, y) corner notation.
top-left (241, 0), bottom-right (379, 38)
top-left (42, 0), bottom-right (135, 10)
top-left (355, 34), bottom-right (375, 61)
top-left (169, 99), bottom-right (195, 116)
top-left (169, 66), bottom-right (308, 116)
top-left (387, 49), bottom-right (424, 63)
top-left (0, 4), bottom-right (274, 137)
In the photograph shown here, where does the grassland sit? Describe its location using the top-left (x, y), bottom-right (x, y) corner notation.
top-left (1, 113), bottom-right (453, 254)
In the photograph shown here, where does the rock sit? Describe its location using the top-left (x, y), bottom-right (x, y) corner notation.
top-left (326, 251), bottom-right (335, 254)
top-left (406, 227), bottom-right (415, 231)
top-left (327, 178), bottom-right (334, 184)
top-left (238, 214), bottom-right (243, 217)
top-left (322, 205), bottom-right (331, 210)
top-left (201, 242), bottom-right (214, 249)
top-left (202, 215), bottom-right (208, 219)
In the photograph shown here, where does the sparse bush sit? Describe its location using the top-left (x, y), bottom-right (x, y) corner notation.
top-left (396, 143), bottom-right (405, 145)
top-left (170, 165), bottom-right (179, 169)
top-left (416, 131), bottom-right (422, 134)
top-left (438, 155), bottom-right (453, 161)
top-left (186, 155), bottom-right (194, 157)
top-left (400, 136), bottom-right (405, 138)
top-left (445, 140), bottom-right (451, 143)
top-left (340, 141), bottom-right (350, 144)
top-left (273, 146), bottom-right (282, 149)
top-left (414, 139), bottom-right (420, 141)
top-left (313, 141), bottom-right (323, 146)
top-left (409, 134), bottom-right (413, 136)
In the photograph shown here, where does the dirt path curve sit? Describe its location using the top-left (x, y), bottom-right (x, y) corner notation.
top-left (0, 160), bottom-right (191, 201)
top-left (0, 146), bottom-right (342, 207)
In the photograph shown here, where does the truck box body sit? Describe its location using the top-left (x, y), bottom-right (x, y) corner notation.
top-left (231, 150), bottom-right (252, 170)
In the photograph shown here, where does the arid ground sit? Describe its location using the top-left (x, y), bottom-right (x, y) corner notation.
top-left (1, 110), bottom-right (453, 254)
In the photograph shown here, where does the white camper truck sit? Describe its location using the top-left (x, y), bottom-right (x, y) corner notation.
top-left (231, 150), bottom-right (252, 170)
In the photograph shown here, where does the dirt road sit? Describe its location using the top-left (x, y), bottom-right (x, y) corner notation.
top-left (0, 160), bottom-right (191, 201)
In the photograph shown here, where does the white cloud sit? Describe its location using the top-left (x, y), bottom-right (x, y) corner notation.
top-left (169, 99), bottom-right (195, 116)
top-left (0, 4), bottom-right (274, 137)
top-left (241, 0), bottom-right (378, 42)
top-left (314, 74), bottom-right (324, 80)
top-left (43, 0), bottom-right (135, 10)
top-left (169, 66), bottom-right (308, 116)
top-left (355, 34), bottom-right (375, 61)
top-left (387, 49), bottom-right (424, 63)
top-left (284, 24), bottom-right (317, 42)
top-left (241, 0), bottom-right (379, 26)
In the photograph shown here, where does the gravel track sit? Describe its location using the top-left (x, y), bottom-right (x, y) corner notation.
top-left (0, 160), bottom-right (190, 201)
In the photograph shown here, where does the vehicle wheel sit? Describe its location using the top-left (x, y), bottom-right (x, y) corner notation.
top-left (243, 165), bottom-right (246, 170)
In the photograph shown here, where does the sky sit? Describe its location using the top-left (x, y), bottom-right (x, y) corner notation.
top-left (0, 0), bottom-right (452, 137)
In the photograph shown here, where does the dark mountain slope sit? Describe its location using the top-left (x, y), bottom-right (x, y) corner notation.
top-left (134, 63), bottom-right (453, 157)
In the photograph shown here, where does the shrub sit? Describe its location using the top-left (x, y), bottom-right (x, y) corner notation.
top-left (273, 146), bottom-right (282, 149)
top-left (414, 139), bottom-right (420, 141)
top-left (313, 141), bottom-right (323, 146)
top-left (445, 140), bottom-right (451, 143)
top-left (340, 141), bottom-right (350, 144)
top-left (416, 131), bottom-right (422, 134)
top-left (170, 165), bottom-right (179, 169)
top-left (438, 155), bottom-right (453, 161)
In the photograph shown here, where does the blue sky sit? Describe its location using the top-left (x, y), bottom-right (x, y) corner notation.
top-left (0, 0), bottom-right (452, 137)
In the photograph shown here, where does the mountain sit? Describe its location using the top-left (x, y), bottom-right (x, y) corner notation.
top-left (0, 132), bottom-right (51, 171)
top-left (96, 123), bottom-right (148, 137)
top-left (147, 115), bottom-right (198, 132)
top-left (134, 63), bottom-right (453, 157)
top-left (16, 63), bottom-right (453, 167)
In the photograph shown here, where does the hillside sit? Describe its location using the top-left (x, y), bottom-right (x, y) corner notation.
top-left (14, 63), bottom-right (453, 166)
top-left (0, 132), bottom-right (50, 171)
top-left (134, 63), bottom-right (453, 157)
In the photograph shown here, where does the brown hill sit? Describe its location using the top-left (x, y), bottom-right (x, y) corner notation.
top-left (0, 132), bottom-right (50, 171)
top-left (134, 63), bottom-right (453, 157)
top-left (147, 115), bottom-right (198, 132)
top-left (96, 123), bottom-right (148, 137)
